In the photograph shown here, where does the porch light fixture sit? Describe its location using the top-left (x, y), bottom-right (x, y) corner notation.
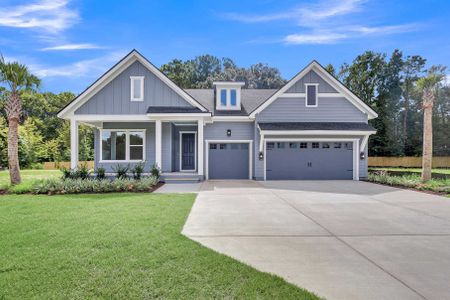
top-left (227, 129), bottom-right (231, 137)
top-left (259, 151), bottom-right (264, 160)
top-left (360, 152), bottom-right (366, 160)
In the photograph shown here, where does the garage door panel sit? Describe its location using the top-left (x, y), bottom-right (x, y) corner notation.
top-left (267, 142), bottom-right (353, 180)
top-left (209, 143), bottom-right (249, 179)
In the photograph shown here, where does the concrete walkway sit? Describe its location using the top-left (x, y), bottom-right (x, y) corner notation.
top-left (183, 180), bottom-right (450, 300)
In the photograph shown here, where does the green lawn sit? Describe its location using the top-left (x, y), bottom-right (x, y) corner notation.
top-left (369, 167), bottom-right (450, 174)
top-left (0, 169), bottom-right (61, 190)
top-left (0, 193), bottom-right (318, 299)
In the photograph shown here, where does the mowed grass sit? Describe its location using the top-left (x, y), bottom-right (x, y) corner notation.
top-left (0, 169), bottom-right (61, 191)
top-left (0, 193), bottom-right (318, 299)
top-left (370, 167), bottom-right (450, 175)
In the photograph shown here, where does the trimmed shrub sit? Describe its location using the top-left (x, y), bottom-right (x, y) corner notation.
top-left (368, 172), bottom-right (450, 194)
top-left (32, 176), bottom-right (159, 195)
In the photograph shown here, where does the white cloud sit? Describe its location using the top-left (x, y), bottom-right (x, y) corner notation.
top-left (222, 0), bottom-right (364, 26)
top-left (223, 0), bottom-right (419, 45)
top-left (284, 32), bottom-right (348, 44)
top-left (284, 24), bottom-right (419, 45)
top-left (29, 51), bottom-right (127, 78)
top-left (41, 43), bottom-right (104, 51)
top-left (0, 0), bottom-right (79, 33)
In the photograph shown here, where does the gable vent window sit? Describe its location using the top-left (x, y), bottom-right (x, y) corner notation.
top-left (214, 82), bottom-right (244, 110)
top-left (130, 76), bottom-right (144, 101)
top-left (305, 84), bottom-right (318, 107)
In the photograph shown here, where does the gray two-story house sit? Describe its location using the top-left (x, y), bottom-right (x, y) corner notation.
top-left (58, 50), bottom-right (377, 181)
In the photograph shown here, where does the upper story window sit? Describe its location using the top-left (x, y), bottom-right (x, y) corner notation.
top-left (130, 76), bottom-right (144, 101)
top-left (305, 83), bottom-right (318, 107)
top-left (214, 82), bottom-right (244, 110)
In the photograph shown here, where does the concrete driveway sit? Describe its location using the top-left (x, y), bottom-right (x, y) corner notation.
top-left (182, 180), bottom-right (450, 300)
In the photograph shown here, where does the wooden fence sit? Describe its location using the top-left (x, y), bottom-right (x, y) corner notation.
top-left (43, 161), bottom-right (94, 170)
top-left (369, 157), bottom-right (450, 168)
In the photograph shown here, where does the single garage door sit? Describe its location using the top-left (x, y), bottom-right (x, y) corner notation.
top-left (208, 143), bottom-right (250, 179)
top-left (266, 141), bottom-right (354, 180)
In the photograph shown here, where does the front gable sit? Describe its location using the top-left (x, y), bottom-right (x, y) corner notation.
top-left (75, 61), bottom-right (192, 114)
top-left (58, 50), bottom-right (206, 118)
top-left (250, 61), bottom-right (378, 120)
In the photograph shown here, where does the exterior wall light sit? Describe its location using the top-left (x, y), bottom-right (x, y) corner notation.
top-left (227, 129), bottom-right (231, 137)
top-left (360, 152), bottom-right (366, 160)
top-left (259, 152), bottom-right (264, 160)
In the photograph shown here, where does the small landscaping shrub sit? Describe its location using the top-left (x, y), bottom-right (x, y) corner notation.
top-left (60, 167), bottom-right (75, 180)
top-left (76, 163), bottom-right (91, 180)
top-left (131, 163), bottom-right (145, 180)
top-left (113, 164), bottom-right (129, 179)
top-left (151, 163), bottom-right (161, 179)
top-left (32, 176), bottom-right (159, 195)
top-left (368, 172), bottom-right (450, 194)
top-left (95, 167), bottom-right (106, 180)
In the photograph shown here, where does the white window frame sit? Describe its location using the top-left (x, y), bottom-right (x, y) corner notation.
top-left (130, 76), bottom-right (144, 101)
top-left (99, 129), bottom-right (146, 162)
top-left (214, 82), bottom-right (244, 110)
top-left (179, 131), bottom-right (197, 172)
top-left (305, 83), bottom-right (318, 107)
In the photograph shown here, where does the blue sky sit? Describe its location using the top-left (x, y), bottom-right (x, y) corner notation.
top-left (1, 0), bottom-right (449, 93)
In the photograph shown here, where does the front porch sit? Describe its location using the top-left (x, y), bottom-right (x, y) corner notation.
top-left (69, 115), bottom-right (208, 178)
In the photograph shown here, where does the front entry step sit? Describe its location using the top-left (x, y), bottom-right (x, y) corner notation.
top-left (161, 173), bottom-right (202, 183)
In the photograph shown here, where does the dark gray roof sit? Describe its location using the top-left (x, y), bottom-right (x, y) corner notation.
top-left (146, 106), bottom-right (204, 114)
top-left (258, 122), bottom-right (376, 131)
top-left (184, 89), bottom-right (276, 116)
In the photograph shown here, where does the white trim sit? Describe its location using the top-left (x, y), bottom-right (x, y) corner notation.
top-left (70, 119), bottom-right (78, 169)
top-left (212, 116), bottom-right (254, 122)
top-left (360, 135), bottom-right (370, 151)
top-left (147, 113), bottom-right (211, 119)
top-left (130, 76), bottom-right (144, 101)
top-left (155, 120), bottom-right (162, 168)
top-left (179, 131), bottom-right (197, 172)
top-left (305, 83), bottom-right (318, 107)
top-left (281, 92), bottom-right (342, 98)
top-left (73, 114), bottom-right (150, 121)
top-left (215, 87), bottom-right (242, 111)
top-left (58, 50), bottom-right (207, 118)
top-left (205, 140), bottom-right (253, 180)
top-left (260, 130), bottom-right (377, 135)
top-left (99, 129), bottom-right (146, 163)
top-left (197, 119), bottom-right (204, 176)
top-left (249, 61), bottom-right (378, 119)
top-left (263, 138), bottom-right (360, 181)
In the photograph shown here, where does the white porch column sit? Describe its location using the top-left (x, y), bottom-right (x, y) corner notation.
top-left (155, 120), bottom-right (162, 169)
top-left (197, 119), bottom-right (204, 176)
top-left (70, 118), bottom-right (79, 170)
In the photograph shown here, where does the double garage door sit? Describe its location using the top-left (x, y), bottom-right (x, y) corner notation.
top-left (208, 143), bottom-right (250, 179)
top-left (266, 141), bottom-right (354, 180)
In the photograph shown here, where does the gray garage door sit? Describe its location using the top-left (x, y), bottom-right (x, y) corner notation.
top-left (208, 143), bottom-right (249, 179)
top-left (266, 141), bottom-right (353, 180)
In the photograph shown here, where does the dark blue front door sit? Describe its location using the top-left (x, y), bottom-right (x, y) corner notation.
top-left (181, 133), bottom-right (196, 170)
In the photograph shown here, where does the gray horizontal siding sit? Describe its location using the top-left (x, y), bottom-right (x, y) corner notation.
top-left (75, 61), bottom-right (192, 115)
top-left (204, 122), bottom-right (254, 140)
top-left (257, 97), bottom-right (367, 123)
top-left (286, 70), bottom-right (337, 93)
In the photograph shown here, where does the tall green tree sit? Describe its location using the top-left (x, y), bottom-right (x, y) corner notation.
top-left (0, 56), bottom-right (40, 184)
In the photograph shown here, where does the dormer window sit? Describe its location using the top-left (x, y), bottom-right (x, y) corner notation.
top-left (305, 83), bottom-right (318, 107)
top-left (130, 76), bottom-right (144, 101)
top-left (214, 82), bottom-right (244, 110)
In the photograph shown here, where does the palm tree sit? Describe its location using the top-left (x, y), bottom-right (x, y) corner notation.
top-left (416, 74), bottom-right (441, 182)
top-left (0, 56), bottom-right (40, 185)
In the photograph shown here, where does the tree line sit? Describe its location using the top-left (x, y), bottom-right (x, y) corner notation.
top-left (1, 50), bottom-right (449, 173)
